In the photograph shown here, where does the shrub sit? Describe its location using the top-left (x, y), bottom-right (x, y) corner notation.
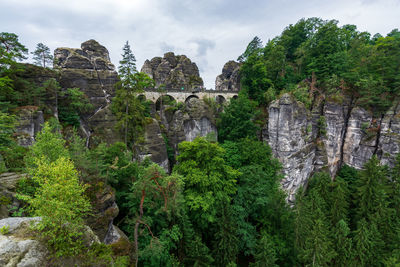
top-left (18, 157), bottom-right (91, 257)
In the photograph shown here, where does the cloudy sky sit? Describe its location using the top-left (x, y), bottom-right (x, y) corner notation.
top-left (1, 0), bottom-right (399, 88)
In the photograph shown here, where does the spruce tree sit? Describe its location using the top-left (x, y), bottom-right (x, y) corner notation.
top-left (299, 191), bottom-right (336, 266)
top-left (356, 155), bottom-right (389, 221)
top-left (333, 219), bottom-right (352, 266)
top-left (112, 41), bottom-right (154, 147)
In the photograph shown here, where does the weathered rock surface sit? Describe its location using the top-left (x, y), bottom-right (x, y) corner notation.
top-left (0, 217), bottom-right (47, 267)
top-left (104, 224), bottom-right (128, 245)
top-left (215, 60), bottom-right (241, 91)
top-left (138, 119), bottom-right (169, 171)
top-left (164, 98), bottom-right (217, 155)
top-left (379, 103), bottom-right (400, 167)
top-left (85, 182), bottom-right (119, 242)
top-left (267, 94), bottom-right (400, 201)
top-left (0, 173), bottom-right (27, 219)
top-left (15, 107), bottom-right (44, 147)
top-left (54, 40), bottom-right (120, 146)
top-left (0, 217), bottom-right (107, 267)
top-left (267, 94), bottom-right (315, 202)
top-left (141, 52), bottom-right (203, 91)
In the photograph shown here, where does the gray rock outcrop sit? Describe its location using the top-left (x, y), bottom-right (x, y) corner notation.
top-left (215, 60), bottom-right (241, 91)
top-left (267, 94), bottom-right (315, 202)
top-left (54, 40), bottom-right (120, 146)
top-left (15, 107), bottom-right (44, 147)
top-left (0, 217), bottom-right (47, 267)
top-left (164, 97), bottom-right (217, 156)
top-left (0, 173), bottom-right (27, 219)
top-left (141, 52), bottom-right (204, 91)
top-left (138, 119), bottom-right (169, 171)
top-left (267, 94), bottom-right (400, 202)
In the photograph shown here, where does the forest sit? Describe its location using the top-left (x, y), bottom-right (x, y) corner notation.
top-left (1, 17), bottom-right (400, 266)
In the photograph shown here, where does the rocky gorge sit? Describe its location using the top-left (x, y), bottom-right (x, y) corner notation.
top-left (11, 39), bottom-right (400, 202)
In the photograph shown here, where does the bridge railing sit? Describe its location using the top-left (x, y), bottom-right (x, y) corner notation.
top-left (143, 88), bottom-right (238, 94)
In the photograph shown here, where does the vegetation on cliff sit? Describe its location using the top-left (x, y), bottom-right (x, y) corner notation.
top-left (239, 18), bottom-right (400, 115)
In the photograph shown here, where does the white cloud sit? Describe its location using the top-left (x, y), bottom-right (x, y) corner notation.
top-left (1, 0), bottom-right (399, 88)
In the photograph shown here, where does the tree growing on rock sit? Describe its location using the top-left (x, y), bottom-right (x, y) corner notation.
top-left (112, 41), bottom-right (154, 149)
top-left (31, 43), bottom-right (53, 68)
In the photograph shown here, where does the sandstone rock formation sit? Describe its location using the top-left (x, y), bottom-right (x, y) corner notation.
top-left (138, 119), bottom-right (169, 171)
top-left (0, 217), bottom-right (106, 266)
top-left (0, 173), bottom-right (27, 219)
top-left (141, 52), bottom-right (203, 91)
top-left (267, 94), bottom-right (315, 202)
top-left (266, 94), bottom-right (400, 202)
top-left (15, 107), bottom-right (44, 147)
top-left (85, 181), bottom-right (120, 243)
top-left (215, 60), bottom-right (241, 91)
top-left (54, 40), bottom-right (120, 146)
top-left (0, 217), bottom-right (47, 267)
top-left (164, 97), bottom-right (217, 156)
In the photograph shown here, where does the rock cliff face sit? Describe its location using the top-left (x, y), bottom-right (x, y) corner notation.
top-left (141, 52), bottom-right (203, 91)
top-left (138, 119), bottom-right (169, 171)
top-left (215, 60), bottom-right (241, 91)
top-left (15, 107), bottom-right (44, 147)
top-left (160, 97), bottom-right (217, 158)
top-left (267, 94), bottom-right (400, 202)
top-left (54, 39), bottom-right (120, 146)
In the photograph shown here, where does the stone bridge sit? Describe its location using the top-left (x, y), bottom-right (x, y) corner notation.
top-left (140, 89), bottom-right (238, 104)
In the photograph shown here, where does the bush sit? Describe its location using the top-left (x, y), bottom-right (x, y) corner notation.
top-left (18, 157), bottom-right (91, 257)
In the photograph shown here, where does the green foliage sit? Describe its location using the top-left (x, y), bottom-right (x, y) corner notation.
top-left (174, 137), bottom-right (238, 228)
top-left (31, 43), bottom-right (53, 68)
top-left (238, 18), bottom-right (400, 113)
top-left (59, 87), bottom-right (92, 127)
top-left (19, 157), bottom-right (91, 257)
top-left (0, 32), bottom-right (28, 111)
top-left (291, 84), bottom-right (312, 109)
top-left (251, 232), bottom-right (278, 267)
top-left (1, 145), bottom-right (28, 172)
top-left (217, 91), bottom-right (260, 143)
top-left (0, 111), bottom-right (16, 150)
top-left (112, 72), bottom-right (154, 148)
top-left (317, 115), bottom-right (327, 136)
top-left (24, 122), bottom-right (69, 168)
top-left (122, 164), bottom-right (185, 266)
top-left (0, 225), bottom-right (9, 235)
top-left (237, 36), bottom-right (263, 63)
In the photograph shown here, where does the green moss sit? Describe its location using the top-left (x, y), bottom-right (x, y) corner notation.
top-left (110, 236), bottom-right (132, 257)
top-left (0, 195), bottom-right (11, 206)
top-left (318, 116), bottom-right (327, 137)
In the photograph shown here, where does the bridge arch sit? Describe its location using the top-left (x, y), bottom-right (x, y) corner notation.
top-left (185, 95), bottom-right (200, 104)
top-left (156, 94), bottom-right (176, 111)
top-left (216, 95), bottom-right (226, 105)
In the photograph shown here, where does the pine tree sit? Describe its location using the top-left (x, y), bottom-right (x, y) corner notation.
top-left (31, 43), bottom-right (53, 68)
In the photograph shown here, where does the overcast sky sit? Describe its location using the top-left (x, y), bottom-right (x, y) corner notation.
top-left (1, 0), bottom-right (399, 88)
